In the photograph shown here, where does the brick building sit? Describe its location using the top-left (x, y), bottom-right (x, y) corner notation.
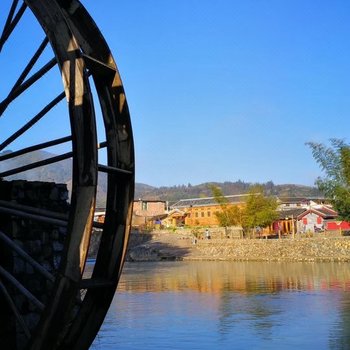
top-left (94, 199), bottom-right (167, 228)
top-left (171, 194), bottom-right (247, 227)
top-left (132, 199), bottom-right (167, 228)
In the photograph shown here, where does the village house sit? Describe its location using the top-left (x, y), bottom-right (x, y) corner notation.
top-left (132, 199), bottom-right (167, 228)
top-left (276, 198), bottom-right (338, 235)
top-left (161, 209), bottom-right (187, 227)
top-left (277, 197), bottom-right (327, 210)
top-left (171, 194), bottom-right (248, 227)
top-left (94, 199), bottom-right (167, 229)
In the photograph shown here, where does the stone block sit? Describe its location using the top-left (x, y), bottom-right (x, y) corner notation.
top-left (53, 241), bottom-right (64, 252)
top-left (26, 240), bottom-right (42, 256)
top-left (42, 245), bottom-right (52, 259)
top-left (25, 263), bottom-right (34, 275)
top-left (13, 257), bottom-right (25, 274)
top-left (53, 255), bottom-right (61, 270)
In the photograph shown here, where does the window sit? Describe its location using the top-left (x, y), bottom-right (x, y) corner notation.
top-left (207, 212), bottom-right (211, 217)
top-left (317, 217), bottom-right (322, 224)
top-left (195, 212), bottom-right (198, 218)
top-left (142, 201), bottom-right (148, 211)
top-left (303, 218), bottom-right (307, 225)
top-left (201, 212), bottom-right (204, 217)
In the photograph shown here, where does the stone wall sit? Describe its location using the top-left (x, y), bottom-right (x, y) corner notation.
top-left (0, 180), bottom-right (69, 349)
top-left (193, 237), bottom-right (350, 261)
top-left (126, 230), bottom-right (350, 262)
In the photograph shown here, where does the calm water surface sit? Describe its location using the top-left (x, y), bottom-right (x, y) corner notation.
top-left (91, 261), bottom-right (350, 350)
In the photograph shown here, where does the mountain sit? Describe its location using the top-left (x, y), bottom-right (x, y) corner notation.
top-left (0, 150), bottom-right (72, 183)
top-left (0, 150), bottom-right (322, 206)
top-left (135, 181), bottom-right (323, 204)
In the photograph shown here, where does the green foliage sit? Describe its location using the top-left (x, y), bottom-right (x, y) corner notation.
top-left (306, 139), bottom-right (350, 221)
top-left (242, 186), bottom-right (279, 230)
top-left (214, 205), bottom-right (243, 227)
top-left (210, 185), bottom-right (228, 206)
top-left (210, 185), bottom-right (278, 230)
top-left (210, 185), bottom-right (243, 227)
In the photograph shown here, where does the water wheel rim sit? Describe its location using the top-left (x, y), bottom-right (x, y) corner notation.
top-left (0, 1), bottom-right (134, 349)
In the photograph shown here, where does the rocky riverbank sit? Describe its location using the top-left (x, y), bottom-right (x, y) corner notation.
top-left (126, 231), bottom-right (350, 262)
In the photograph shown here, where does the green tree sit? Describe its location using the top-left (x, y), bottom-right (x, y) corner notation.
top-left (210, 185), bottom-right (278, 237)
top-left (210, 185), bottom-right (242, 227)
top-left (242, 185), bottom-right (279, 234)
top-left (306, 139), bottom-right (350, 220)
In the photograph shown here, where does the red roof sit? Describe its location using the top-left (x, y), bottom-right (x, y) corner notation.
top-left (298, 207), bottom-right (337, 220)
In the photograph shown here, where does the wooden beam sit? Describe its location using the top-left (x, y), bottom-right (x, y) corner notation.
top-left (0, 266), bottom-right (44, 311)
top-left (0, 279), bottom-right (31, 338)
top-left (0, 230), bottom-right (55, 282)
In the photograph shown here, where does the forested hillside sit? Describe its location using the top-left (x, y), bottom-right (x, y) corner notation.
top-left (134, 181), bottom-right (322, 203)
top-left (0, 150), bottom-right (322, 206)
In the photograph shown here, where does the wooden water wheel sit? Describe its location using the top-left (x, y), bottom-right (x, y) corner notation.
top-left (0, 1), bottom-right (134, 349)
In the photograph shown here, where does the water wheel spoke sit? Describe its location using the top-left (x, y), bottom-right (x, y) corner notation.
top-left (0, 205), bottom-right (68, 227)
top-left (79, 278), bottom-right (114, 290)
top-left (0, 265), bottom-right (44, 311)
top-left (0, 57), bottom-right (57, 116)
top-left (0, 0), bottom-right (20, 46)
top-left (0, 230), bottom-right (55, 282)
top-left (0, 200), bottom-right (68, 221)
top-left (0, 279), bottom-right (31, 338)
top-left (82, 54), bottom-right (117, 78)
top-left (0, 136), bottom-right (72, 162)
top-left (9, 37), bottom-right (50, 96)
top-left (98, 164), bottom-right (133, 176)
top-left (98, 141), bottom-right (107, 149)
top-left (93, 221), bottom-right (104, 229)
top-left (0, 151), bottom-right (72, 178)
top-left (0, 1), bottom-right (27, 52)
top-left (0, 92), bottom-right (66, 151)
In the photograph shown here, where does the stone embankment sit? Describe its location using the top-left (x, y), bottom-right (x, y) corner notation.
top-left (126, 230), bottom-right (350, 262)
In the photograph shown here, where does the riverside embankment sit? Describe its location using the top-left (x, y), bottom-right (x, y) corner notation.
top-left (125, 230), bottom-right (350, 262)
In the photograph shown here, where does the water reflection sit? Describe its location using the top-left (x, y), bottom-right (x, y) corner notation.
top-left (330, 292), bottom-right (350, 349)
top-left (117, 261), bottom-right (350, 294)
top-left (92, 261), bottom-right (350, 350)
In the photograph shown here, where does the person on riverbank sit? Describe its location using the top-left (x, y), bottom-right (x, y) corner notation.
top-left (205, 228), bottom-right (210, 239)
top-left (192, 236), bottom-right (197, 244)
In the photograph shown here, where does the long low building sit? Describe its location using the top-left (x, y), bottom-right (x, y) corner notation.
top-left (171, 194), bottom-right (248, 226)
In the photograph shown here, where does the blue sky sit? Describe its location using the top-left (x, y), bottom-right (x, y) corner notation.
top-left (2, 1), bottom-right (350, 187)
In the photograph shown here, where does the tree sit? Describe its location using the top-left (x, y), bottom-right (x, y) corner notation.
top-left (306, 139), bottom-right (350, 221)
top-left (242, 185), bottom-right (279, 235)
top-left (210, 185), bottom-right (242, 227)
top-left (210, 185), bottom-right (278, 236)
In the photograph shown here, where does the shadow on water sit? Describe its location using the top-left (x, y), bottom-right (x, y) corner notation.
top-left (126, 232), bottom-right (193, 261)
top-left (88, 230), bottom-right (192, 261)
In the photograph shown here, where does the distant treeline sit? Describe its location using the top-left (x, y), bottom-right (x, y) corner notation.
top-left (0, 150), bottom-right (322, 206)
top-left (134, 180), bottom-right (322, 203)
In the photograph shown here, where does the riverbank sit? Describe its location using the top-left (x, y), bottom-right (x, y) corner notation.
top-left (126, 231), bottom-right (350, 262)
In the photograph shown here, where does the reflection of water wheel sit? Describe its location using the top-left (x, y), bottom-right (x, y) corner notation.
top-left (0, 1), bottom-right (134, 349)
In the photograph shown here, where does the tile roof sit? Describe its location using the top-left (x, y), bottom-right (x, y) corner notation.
top-left (279, 206), bottom-right (338, 220)
top-left (299, 207), bottom-right (338, 219)
top-left (277, 208), bottom-right (307, 219)
top-left (278, 197), bottom-right (326, 204)
top-left (171, 194), bottom-right (248, 208)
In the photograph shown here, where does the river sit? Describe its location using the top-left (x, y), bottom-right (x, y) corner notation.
top-left (90, 261), bottom-right (350, 349)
